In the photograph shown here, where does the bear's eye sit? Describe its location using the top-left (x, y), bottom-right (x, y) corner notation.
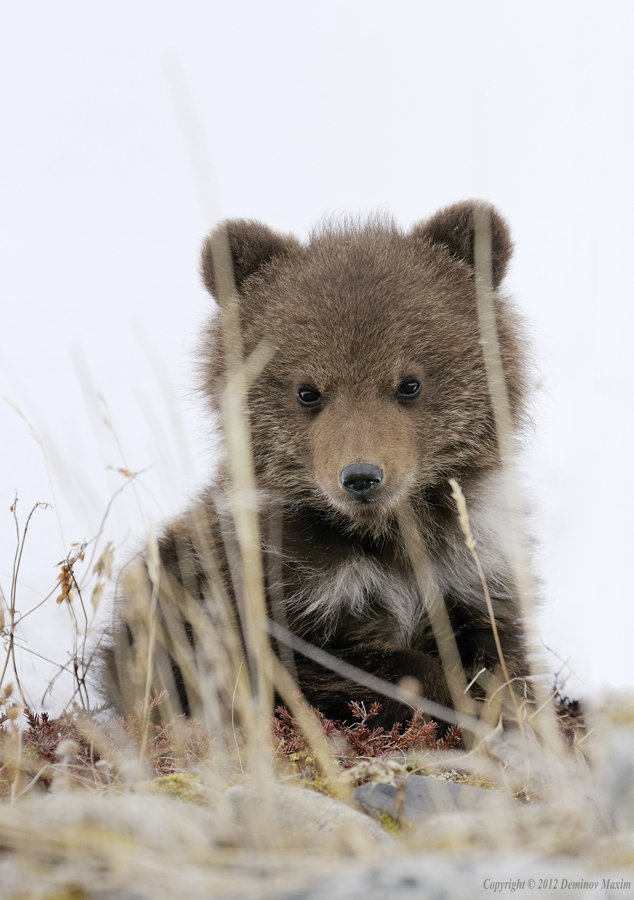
top-left (297, 385), bottom-right (322, 408)
top-left (396, 378), bottom-right (422, 400)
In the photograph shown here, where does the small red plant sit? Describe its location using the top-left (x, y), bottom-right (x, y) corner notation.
top-left (273, 700), bottom-right (463, 773)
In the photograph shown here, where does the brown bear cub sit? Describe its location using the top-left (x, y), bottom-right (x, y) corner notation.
top-left (101, 201), bottom-right (532, 730)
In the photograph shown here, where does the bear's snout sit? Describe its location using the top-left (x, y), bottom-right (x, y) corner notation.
top-left (340, 463), bottom-right (383, 502)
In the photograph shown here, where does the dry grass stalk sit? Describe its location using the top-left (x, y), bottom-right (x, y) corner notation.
top-left (473, 206), bottom-right (563, 755)
top-left (448, 477), bottom-right (524, 729)
top-left (396, 504), bottom-right (477, 740)
top-left (270, 654), bottom-right (347, 799)
top-left (1, 497), bottom-right (51, 707)
top-left (159, 58), bottom-right (354, 810)
top-left (210, 231), bottom-right (279, 799)
top-left (140, 522), bottom-right (161, 757)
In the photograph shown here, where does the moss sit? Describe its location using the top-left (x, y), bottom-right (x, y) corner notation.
top-left (377, 811), bottom-right (401, 834)
top-left (132, 772), bottom-right (206, 802)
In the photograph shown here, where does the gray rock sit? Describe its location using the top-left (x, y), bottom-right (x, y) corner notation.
top-left (355, 773), bottom-right (516, 825)
top-left (222, 781), bottom-right (393, 850)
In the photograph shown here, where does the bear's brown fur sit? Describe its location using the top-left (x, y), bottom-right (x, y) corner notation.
top-left (100, 201), bottom-right (532, 729)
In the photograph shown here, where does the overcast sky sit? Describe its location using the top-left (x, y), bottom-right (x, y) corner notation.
top-left (1, 1), bottom-right (633, 709)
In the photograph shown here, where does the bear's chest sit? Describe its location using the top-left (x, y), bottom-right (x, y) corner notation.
top-left (281, 553), bottom-right (430, 649)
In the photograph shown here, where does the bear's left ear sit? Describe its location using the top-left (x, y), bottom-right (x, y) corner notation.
top-left (201, 219), bottom-right (300, 302)
top-left (412, 201), bottom-right (513, 289)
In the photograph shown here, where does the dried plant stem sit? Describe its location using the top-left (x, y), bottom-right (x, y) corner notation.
top-left (448, 477), bottom-right (524, 729)
top-left (269, 654), bottom-right (347, 800)
top-left (161, 54), bottom-right (221, 228)
top-left (10, 711), bottom-right (23, 806)
top-left (397, 505), bottom-right (477, 735)
top-left (478, 669), bottom-right (505, 731)
top-left (213, 233), bottom-right (277, 759)
top-left (1, 497), bottom-right (49, 705)
top-left (185, 514), bottom-right (257, 728)
top-left (140, 524), bottom-right (161, 758)
top-left (65, 549), bottom-right (91, 709)
top-left (473, 206), bottom-right (562, 753)
top-left (2, 397), bottom-right (66, 551)
top-left (80, 467), bottom-right (147, 587)
top-left (231, 662), bottom-right (245, 772)
top-left (163, 53), bottom-right (279, 762)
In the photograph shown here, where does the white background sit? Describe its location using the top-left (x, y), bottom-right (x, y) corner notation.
top-left (1, 1), bottom-right (632, 710)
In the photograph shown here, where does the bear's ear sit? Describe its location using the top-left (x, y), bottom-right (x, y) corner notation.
top-left (412, 201), bottom-right (513, 289)
top-left (200, 219), bottom-right (300, 301)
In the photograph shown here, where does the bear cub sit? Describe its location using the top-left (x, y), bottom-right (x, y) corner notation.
top-left (101, 201), bottom-right (532, 729)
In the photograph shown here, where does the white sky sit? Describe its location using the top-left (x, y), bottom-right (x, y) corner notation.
top-left (1, 1), bottom-right (633, 710)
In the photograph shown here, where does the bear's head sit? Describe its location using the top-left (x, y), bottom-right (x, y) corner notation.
top-left (200, 202), bottom-right (527, 533)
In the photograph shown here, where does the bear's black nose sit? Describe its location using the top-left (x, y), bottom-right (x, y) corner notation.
top-left (340, 464), bottom-right (383, 501)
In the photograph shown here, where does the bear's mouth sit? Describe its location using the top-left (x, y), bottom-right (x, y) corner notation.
top-left (320, 482), bottom-right (403, 523)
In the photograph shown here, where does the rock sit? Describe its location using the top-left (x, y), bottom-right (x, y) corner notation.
top-left (221, 782), bottom-right (393, 851)
top-left (355, 773), bottom-right (516, 825)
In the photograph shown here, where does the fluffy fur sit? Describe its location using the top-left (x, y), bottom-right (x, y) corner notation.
top-left (100, 201), bottom-right (532, 728)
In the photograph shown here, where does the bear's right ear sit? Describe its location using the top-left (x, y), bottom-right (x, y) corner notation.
top-left (412, 201), bottom-right (513, 289)
top-left (200, 219), bottom-right (300, 301)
